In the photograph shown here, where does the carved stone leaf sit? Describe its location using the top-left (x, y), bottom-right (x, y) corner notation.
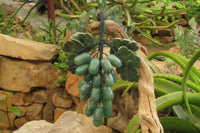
top-left (71, 32), bottom-right (95, 47)
top-left (118, 46), bottom-right (141, 67)
top-left (64, 39), bottom-right (84, 53)
top-left (116, 62), bottom-right (139, 82)
top-left (111, 38), bottom-right (139, 53)
top-left (117, 46), bottom-right (141, 82)
top-left (126, 61), bottom-right (139, 82)
top-left (67, 53), bottom-right (77, 74)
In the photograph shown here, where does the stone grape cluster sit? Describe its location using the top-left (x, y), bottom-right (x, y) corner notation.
top-left (73, 52), bottom-right (122, 127)
top-left (64, 29), bottom-right (141, 127)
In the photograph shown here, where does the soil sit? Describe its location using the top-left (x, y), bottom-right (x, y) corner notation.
top-left (1, 0), bottom-right (67, 29)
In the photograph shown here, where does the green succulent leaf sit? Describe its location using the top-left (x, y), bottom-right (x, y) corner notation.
top-left (67, 53), bottom-right (77, 74)
top-left (64, 39), bottom-right (84, 53)
top-left (111, 38), bottom-right (139, 52)
top-left (160, 117), bottom-right (200, 133)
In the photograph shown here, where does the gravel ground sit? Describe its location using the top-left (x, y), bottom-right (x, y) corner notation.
top-left (1, 0), bottom-right (68, 29)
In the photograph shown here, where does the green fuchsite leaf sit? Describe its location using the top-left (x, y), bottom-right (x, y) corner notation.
top-left (101, 58), bottom-right (113, 73)
top-left (64, 39), bottom-right (84, 53)
top-left (67, 53), bottom-right (77, 74)
top-left (102, 85), bottom-right (114, 100)
top-left (75, 64), bottom-right (89, 76)
top-left (117, 61), bottom-right (140, 82)
top-left (118, 46), bottom-right (141, 67)
top-left (71, 32), bottom-right (95, 48)
top-left (74, 52), bottom-right (91, 66)
top-left (85, 100), bottom-right (97, 117)
top-left (79, 81), bottom-right (92, 95)
top-left (107, 54), bottom-right (122, 68)
top-left (89, 58), bottom-right (100, 75)
top-left (117, 46), bottom-right (141, 82)
top-left (93, 72), bottom-right (102, 87)
top-left (93, 106), bottom-right (103, 127)
top-left (104, 73), bottom-right (115, 87)
top-left (111, 38), bottom-right (139, 53)
top-left (90, 87), bottom-right (101, 102)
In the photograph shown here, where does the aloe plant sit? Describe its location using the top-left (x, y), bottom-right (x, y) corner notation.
top-left (112, 50), bottom-right (200, 132)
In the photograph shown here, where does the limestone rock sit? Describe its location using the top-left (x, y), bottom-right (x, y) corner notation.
top-left (107, 116), bottom-right (129, 133)
top-left (54, 108), bottom-right (66, 122)
top-left (26, 103), bottom-right (43, 120)
top-left (72, 96), bottom-right (80, 106)
top-left (0, 91), bottom-right (13, 112)
top-left (17, 107), bottom-right (27, 117)
top-left (52, 92), bottom-right (73, 108)
top-left (13, 120), bottom-right (53, 133)
top-left (12, 93), bottom-right (32, 106)
top-left (43, 102), bottom-right (55, 122)
top-left (0, 56), bottom-right (64, 92)
top-left (76, 100), bottom-right (88, 114)
top-left (14, 117), bottom-right (29, 129)
top-left (32, 90), bottom-right (47, 103)
top-left (65, 71), bottom-right (83, 97)
top-left (0, 34), bottom-right (60, 61)
top-left (14, 111), bottom-right (112, 133)
top-left (0, 111), bottom-right (16, 129)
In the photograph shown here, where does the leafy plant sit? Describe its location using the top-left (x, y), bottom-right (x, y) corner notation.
top-left (65, 11), bottom-right (93, 34)
top-left (36, 19), bottom-right (66, 45)
top-left (0, 94), bottom-right (21, 132)
top-left (174, 17), bottom-right (200, 58)
top-left (54, 49), bottom-right (68, 86)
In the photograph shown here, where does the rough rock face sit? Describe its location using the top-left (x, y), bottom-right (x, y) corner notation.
top-left (65, 71), bottom-right (83, 97)
top-left (0, 34), bottom-right (60, 61)
top-left (0, 56), bottom-right (63, 92)
top-left (0, 34), bottom-right (74, 131)
top-left (0, 111), bottom-right (16, 129)
top-left (14, 111), bottom-right (113, 133)
top-left (0, 91), bottom-right (13, 112)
